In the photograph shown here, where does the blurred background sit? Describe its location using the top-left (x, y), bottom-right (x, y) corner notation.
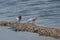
top-left (0, 0), bottom-right (60, 40)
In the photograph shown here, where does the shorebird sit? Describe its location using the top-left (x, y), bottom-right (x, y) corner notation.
top-left (27, 17), bottom-right (37, 24)
top-left (16, 16), bottom-right (21, 22)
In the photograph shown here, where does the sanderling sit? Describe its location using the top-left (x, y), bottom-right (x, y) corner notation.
top-left (16, 16), bottom-right (21, 22)
top-left (27, 17), bottom-right (37, 24)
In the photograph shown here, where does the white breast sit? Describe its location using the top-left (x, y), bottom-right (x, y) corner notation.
top-left (16, 17), bottom-right (19, 21)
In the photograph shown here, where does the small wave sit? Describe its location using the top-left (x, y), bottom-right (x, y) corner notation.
top-left (51, 0), bottom-right (60, 2)
top-left (18, 0), bottom-right (29, 2)
top-left (39, 13), bottom-right (60, 17)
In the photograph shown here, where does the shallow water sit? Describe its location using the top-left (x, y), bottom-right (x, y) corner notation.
top-left (0, 0), bottom-right (60, 40)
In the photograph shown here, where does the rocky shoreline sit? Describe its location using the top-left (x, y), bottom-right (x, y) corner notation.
top-left (0, 21), bottom-right (60, 39)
